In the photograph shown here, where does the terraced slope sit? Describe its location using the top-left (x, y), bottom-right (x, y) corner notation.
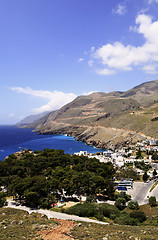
top-left (28, 80), bottom-right (158, 149)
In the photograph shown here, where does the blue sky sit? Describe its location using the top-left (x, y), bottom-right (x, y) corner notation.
top-left (1, 0), bottom-right (158, 124)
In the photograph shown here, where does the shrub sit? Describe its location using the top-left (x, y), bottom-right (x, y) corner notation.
top-left (149, 196), bottom-right (157, 207)
top-left (86, 195), bottom-right (97, 203)
top-left (115, 197), bottom-right (126, 210)
top-left (115, 192), bottom-right (131, 202)
top-left (65, 202), bottom-right (121, 221)
top-left (0, 191), bottom-right (7, 207)
top-left (128, 201), bottom-right (139, 210)
top-left (153, 169), bottom-right (157, 176)
top-left (115, 212), bottom-right (139, 225)
top-left (65, 202), bottom-right (97, 218)
top-left (129, 211), bottom-right (146, 223)
top-left (99, 203), bottom-right (120, 219)
top-left (151, 117), bottom-right (158, 122)
top-left (143, 172), bottom-right (149, 182)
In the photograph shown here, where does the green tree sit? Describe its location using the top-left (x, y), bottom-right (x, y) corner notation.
top-left (0, 191), bottom-right (7, 207)
top-left (24, 191), bottom-right (40, 207)
top-left (0, 148), bottom-right (116, 209)
top-left (153, 169), bottom-right (157, 176)
top-left (152, 153), bottom-right (158, 160)
top-left (86, 195), bottom-right (97, 203)
top-left (149, 196), bottom-right (157, 207)
top-left (115, 192), bottom-right (131, 202)
top-left (128, 201), bottom-right (139, 210)
top-left (115, 213), bottom-right (139, 226)
top-left (143, 172), bottom-right (149, 182)
top-left (115, 197), bottom-right (126, 210)
top-left (40, 194), bottom-right (56, 209)
top-left (136, 148), bottom-right (142, 159)
top-left (129, 211), bottom-right (146, 223)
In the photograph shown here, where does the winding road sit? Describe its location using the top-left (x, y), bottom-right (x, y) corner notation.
top-left (6, 199), bottom-right (108, 225)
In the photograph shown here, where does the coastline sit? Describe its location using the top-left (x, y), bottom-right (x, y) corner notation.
top-left (0, 125), bottom-right (104, 161)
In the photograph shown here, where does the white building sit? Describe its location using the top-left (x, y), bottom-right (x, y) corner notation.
top-left (74, 151), bottom-right (88, 156)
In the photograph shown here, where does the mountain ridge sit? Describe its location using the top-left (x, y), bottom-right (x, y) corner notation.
top-left (24, 80), bottom-right (158, 150)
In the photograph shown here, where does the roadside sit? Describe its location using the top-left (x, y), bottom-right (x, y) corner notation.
top-left (148, 179), bottom-right (158, 199)
top-left (6, 199), bottom-right (108, 225)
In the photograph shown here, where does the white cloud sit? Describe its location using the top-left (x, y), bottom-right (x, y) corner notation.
top-left (88, 60), bottom-right (94, 67)
top-left (90, 47), bottom-right (95, 52)
top-left (10, 87), bottom-right (54, 99)
top-left (8, 113), bottom-right (15, 118)
top-left (142, 64), bottom-right (158, 74)
top-left (96, 68), bottom-right (115, 75)
top-left (10, 87), bottom-right (77, 114)
top-left (113, 4), bottom-right (126, 15)
top-left (89, 14), bottom-right (158, 75)
top-left (78, 58), bottom-right (84, 62)
top-left (147, 0), bottom-right (158, 4)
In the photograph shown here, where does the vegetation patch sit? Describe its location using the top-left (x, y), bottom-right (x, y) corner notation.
top-left (0, 148), bottom-right (115, 208)
top-left (0, 207), bottom-right (158, 240)
top-left (151, 116), bottom-right (158, 121)
top-left (0, 208), bottom-right (57, 240)
top-left (65, 200), bottom-right (148, 226)
top-left (139, 203), bottom-right (158, 217)
top-left (149, 180), bottom-right (158, 192)
top-left (65, 202), bottom-right (121, 222)
top-left (71, 221), bottom-right (158, 240)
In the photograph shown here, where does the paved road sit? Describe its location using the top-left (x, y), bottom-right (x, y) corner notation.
top-left (6, 200), bottom-right (108, 225)
top-left (127, 180), bottom-right (155, 205)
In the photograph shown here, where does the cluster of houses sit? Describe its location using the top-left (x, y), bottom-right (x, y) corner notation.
top-left (74, 140), bottom-right (158, 176)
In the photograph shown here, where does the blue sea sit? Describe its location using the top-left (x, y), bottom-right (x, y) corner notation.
top-left (0, 125), bottom-right (104, 160)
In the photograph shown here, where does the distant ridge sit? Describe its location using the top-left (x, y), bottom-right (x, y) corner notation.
top-left (16, 111), bottom-right (49, 126)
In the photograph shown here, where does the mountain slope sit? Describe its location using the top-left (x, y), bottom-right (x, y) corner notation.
top-left (121, 79), bottom-right (158, 106)
top-left (29, 80), bottom-right (158, 150)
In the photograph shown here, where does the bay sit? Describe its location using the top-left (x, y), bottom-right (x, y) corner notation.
top-left (0, 125), bottom-right (103, 160)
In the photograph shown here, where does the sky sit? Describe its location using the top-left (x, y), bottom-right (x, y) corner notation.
top-left (1, 0), bottom-right (158, 124)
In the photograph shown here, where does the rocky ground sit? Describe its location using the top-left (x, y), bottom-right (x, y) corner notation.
top-left (38, 219), bottom-right (74, 240)
top-left (1, 208), bottom-right (158, 239)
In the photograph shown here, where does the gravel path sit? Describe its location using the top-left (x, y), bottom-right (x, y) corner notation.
top-left (6, 200), bottom-right (108, 225)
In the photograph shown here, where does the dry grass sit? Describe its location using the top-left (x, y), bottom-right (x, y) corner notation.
top-left (139, 203), bottom-right (158, 218)
top-left (71, 222), bottom-right (158, 240)
top-left (0, 208), bottom-right (57, 240)
top-left (1, 206), bottom-right (158, 239)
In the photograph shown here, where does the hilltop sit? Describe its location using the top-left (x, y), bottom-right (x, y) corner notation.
top-left (25, 80), bottom-right (158, 150)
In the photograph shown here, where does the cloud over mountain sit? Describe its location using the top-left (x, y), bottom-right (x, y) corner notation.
top-left (10, 87), bottom-right (77, 113)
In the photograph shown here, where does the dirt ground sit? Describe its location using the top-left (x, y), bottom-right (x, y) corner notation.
top-left (38, 219), bottom-right (74, 240)
top-left (64, 201), bottom-right (78, 208)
